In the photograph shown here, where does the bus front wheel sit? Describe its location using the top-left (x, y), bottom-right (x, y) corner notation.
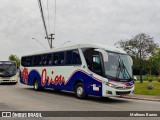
top-left (75, 83), bottom-right (87, 99)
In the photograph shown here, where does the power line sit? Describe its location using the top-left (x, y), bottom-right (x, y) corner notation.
top-left (32, 38), bottom-right (47, 49)
top-left (53, 0), bottom-right (56, 34)
top-left (47, 0), bottom-right (50, 33)
top-left (37, 0), bottom-right (57, 49)
top-left (34, 35), bottom-right (49, 47)
top-left (37, 0), bottom-right (51, 48)
top-left (45, 0), bottom-right (57, 48)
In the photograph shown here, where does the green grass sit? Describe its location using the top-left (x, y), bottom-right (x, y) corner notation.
top-left (134, 81), bottom-right (160, 96)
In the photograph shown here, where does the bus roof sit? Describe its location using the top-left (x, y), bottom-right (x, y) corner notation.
top-left (22, 43), bottom-right (127, 57)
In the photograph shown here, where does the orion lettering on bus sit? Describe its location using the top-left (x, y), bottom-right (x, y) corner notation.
top-left (41, 69), bottom-right (65, 86)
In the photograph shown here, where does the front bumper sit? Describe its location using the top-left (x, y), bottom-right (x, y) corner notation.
top-left (102, 83), bottom-right (134, 97)
top-left (0, 77), bottom-right (18, 83)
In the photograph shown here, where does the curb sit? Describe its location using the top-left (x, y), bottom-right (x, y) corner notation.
top-left (120, 96), bottom-right (160, 102)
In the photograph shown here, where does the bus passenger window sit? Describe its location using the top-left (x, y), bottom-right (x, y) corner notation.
top-left (48, 55), bottom-right (52, 65)
top-left (72, 50), bottom-right (81, 64)
top-left (36, 55), bottom-right (41, 66)
top-left (26, 57), bottom-right (33, 67)
top-left (21, 57), bottom-right (27, 67)
top-left (33, 56), bottom-right (41, 66)
top-left (46, 54), bottom-right (52, 66)
top-left (53, 53), bottom-right (59, 65)
top-left (58, 52), bottom-right (64, 65)
top-left (66, 51), bottom-right (72, 65)
top-left (66, 49), bottom-right (81, 65)
top-left (92, 55), bottom-right (102, 75)
top-left (42, 55), bottom-right (47, 65)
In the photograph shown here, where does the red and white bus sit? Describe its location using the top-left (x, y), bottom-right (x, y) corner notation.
top-left (20, 44), bottom-right (134, 99)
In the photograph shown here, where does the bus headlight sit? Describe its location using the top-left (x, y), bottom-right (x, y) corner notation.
top-left (106, 82), bottom-right (116, 88)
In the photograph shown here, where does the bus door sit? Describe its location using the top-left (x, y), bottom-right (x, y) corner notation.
top-left (82, 48), bottom-right (103, 96)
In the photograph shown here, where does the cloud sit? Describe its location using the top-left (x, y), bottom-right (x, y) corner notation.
top-left (0, 0), bottom-right (160, 60)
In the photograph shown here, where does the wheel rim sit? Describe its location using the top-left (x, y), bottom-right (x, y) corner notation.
top-left (77, 86), bottom-right (83, 96)
top-left (34, 82), bottom-right (38, 90)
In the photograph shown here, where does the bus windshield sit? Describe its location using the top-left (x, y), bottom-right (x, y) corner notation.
top-left (0, 62), bottom-right (17, 77)
top-left (103, 51), bottom-right (132, 80)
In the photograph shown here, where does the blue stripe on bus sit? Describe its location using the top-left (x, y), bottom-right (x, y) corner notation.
top-left (20, 69), bottom-right (134, 97)
top-left (20, 69), bottom-right (103, 96)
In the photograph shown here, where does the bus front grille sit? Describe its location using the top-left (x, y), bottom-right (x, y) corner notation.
top-left (2, 80), bottom-right (10, 82)
top-left (116, 91), bottom-right (131, 95)
top-left (115, 86), bottom-right (133, 90)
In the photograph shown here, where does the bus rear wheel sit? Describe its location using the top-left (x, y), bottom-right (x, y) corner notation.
top-left (34, 80), bottom-right (44, 91)
top-left (75, 83), bottom-right (87, 99)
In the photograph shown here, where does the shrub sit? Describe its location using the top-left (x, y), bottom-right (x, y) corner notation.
top-left (146, 84), bottom-right (154, 90)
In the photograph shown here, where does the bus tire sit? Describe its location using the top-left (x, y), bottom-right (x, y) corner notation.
top-left (54, 89), bottom-right (61, 93)
top-left (34, 80), bottom-right (44, 91)
top-left (101, 97), bottom-right (109, 101)
top-left (75, 83), bottom-right (87, 99)
top-left (12, 82), bottom-right (17, 85)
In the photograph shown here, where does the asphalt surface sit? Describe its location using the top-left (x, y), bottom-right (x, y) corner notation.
top-left (0, 82), bottom-right (160, 120)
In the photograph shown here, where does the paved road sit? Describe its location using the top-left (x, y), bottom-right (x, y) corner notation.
top-left (0, 82), bottom-right (159, 120)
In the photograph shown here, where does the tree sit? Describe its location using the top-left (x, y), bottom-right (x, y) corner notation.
top-left (8, 54), bottom-right (20, 67)
top-left (115, 33), bottom-right (159, 83)
top-left (149, 48), bottom-right (160, 74)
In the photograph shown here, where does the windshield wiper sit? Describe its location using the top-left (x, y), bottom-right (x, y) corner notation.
top-left (121, 60), bottom-right (132, 80)
top-left (116, 57), bottom-right (132, 80)
top-left (116, 58), bottom-right (121, 79)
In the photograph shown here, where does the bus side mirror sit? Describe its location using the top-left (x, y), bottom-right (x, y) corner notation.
top-left (133, 76), bottom-right (137, 81)
top-left (94, 49), bottom-right (108, 62)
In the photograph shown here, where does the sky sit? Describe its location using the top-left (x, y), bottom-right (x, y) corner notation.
top-left (0, 0), bottom-right (160, 60)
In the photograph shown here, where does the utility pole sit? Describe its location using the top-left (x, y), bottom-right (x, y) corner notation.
top-left (45, 34), bottom-right (55, 48)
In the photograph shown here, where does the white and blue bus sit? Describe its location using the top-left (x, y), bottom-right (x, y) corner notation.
top-left (0, 61), bottom-right (18, 84)
top-left (20, 44), bottom-right (134, 99)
